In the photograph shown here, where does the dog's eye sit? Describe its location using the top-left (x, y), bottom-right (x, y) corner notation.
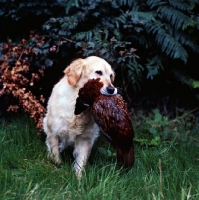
top-left (95, 70), bottom-right (103, 76)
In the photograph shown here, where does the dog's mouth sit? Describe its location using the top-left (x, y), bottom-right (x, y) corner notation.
top-left (100, 86), bottom-right (117, 96)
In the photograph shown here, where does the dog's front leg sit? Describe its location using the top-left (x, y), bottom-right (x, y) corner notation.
top-left (46, 133), bottom-right (62, 165)
top-left (73, 136), bottom-right (93, 179)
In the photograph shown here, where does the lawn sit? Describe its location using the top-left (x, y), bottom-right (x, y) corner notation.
top-left (0, 113), bottom-right (199, 200)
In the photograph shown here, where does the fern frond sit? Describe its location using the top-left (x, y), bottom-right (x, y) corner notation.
top-left (115, 10), bottom-right (155, 29)
top-left (145, 22), bottom-right (188, 63)
top-left (117, 0), bottom-right (136, 8)
top-left (64, 0), bottom-right (89, 14)
top-left (126, 59), bottom-right (144, 92)
top-left (128, 35), bottom-right (150, 48)
top-left (146, 0), bottom-right (168, 9)
top-left (171, 28), bottom-right (199, 53)
top-left (157, 6), bottom-right (195, 30)
top-left (171, 68), bottom-right (190, 86)
top-left (145, 55), bottom-right (163, 79)
top-left (64, 0), bottom-right (78, 14)
top-left (72, 29), bottom-right (97, 42)
top-left (169, 1), bottom-right (196, 11)
top-left (129, 10), bottom-right (155, 21)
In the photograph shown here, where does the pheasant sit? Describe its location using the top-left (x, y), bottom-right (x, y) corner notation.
top-left (75, 78), bottom-right (134, 167)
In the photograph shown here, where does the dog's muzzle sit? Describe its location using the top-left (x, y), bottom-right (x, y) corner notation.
top-left (100, 86), bottom-right (117, 96)
top-left (106, 86), bottom-right (115, 95)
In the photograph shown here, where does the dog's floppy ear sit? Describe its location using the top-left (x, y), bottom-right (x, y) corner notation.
top-left (64, 59), bottom-right (85, 85)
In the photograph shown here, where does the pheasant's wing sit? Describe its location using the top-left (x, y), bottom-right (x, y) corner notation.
top-left (91, 94), bottom-right (133, 141)
top-left (74, 97), bottom-right (89, 115)
top-left (92, 94), bottom-right (134, 167)
top-left (99, 127), bottom-right (113, 143)
top-left (91, 97), bottom-right (117, 144)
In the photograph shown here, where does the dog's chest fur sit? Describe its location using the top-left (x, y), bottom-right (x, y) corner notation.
top-left (55, 108), bottom-right (95, 141)
top-left (67, 109), bottom-right (94, 134)
top-left (56, 108), bottom-right (96, 151)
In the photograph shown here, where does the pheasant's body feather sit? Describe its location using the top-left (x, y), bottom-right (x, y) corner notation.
top-left (75, 78), bottom-right (134, 167)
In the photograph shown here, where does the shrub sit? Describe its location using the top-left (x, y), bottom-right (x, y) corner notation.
top-left (0, 32), bottom-right (51, 132)
top-left (42, 0), bottom-right (199, 91)
top-left (133, 109), bottom-right (198, 146)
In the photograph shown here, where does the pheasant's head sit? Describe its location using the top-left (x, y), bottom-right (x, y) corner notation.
top-left (75, 78), bottom-right (103, 115)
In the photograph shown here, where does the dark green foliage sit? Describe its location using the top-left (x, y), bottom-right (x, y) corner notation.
top-left (1, 0), bottom-right (199, 112)
top-left (133, 109), bottom-right (198, 146)
top-left (0, 0), bottom-right (65, 42)
top-left (157, 6), bottom-right (195, 30)
top-left (0, 1), bottom-right (63, 20)
top-left (41, 0), bottom-right (199, 93)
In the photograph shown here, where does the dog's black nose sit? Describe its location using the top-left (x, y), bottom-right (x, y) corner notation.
top-left (107, 86), bottom-right (115, 94)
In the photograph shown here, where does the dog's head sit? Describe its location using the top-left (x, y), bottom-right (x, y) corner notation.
top-left (64, 56), bottom-right (117, 96)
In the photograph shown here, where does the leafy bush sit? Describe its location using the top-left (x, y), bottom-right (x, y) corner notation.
top-left (133, 109), bottom-right (198, 146)
top-left (0, 0), bottom-right (65, 42)
top-left (41, 0), bottom-right (199, 91)
top-left (0, 32), bottom-right (52, 131)
top-left (1, 0), bottom-right (199, 93)
top-left (0, 1), bottom-right (63, 20)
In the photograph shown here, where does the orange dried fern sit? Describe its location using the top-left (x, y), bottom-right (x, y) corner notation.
top-left (0, 35), bottom-right (48, 133)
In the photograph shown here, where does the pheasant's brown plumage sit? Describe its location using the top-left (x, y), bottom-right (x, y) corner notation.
top-left (75, 78), bottom-right (134, 167)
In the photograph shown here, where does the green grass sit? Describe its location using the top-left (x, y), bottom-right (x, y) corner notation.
top-left (0, 113), bottom-right (199, 200)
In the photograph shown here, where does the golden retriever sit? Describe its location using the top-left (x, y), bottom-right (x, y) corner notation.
top-left (43, 56), bottom-right (117, 179)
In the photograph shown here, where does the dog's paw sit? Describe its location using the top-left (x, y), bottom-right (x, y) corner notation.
top-left (47, 152), bottom-right (62, 165)
top-left (73, 161), bottom-right (83, 180)
top-left (76, 170), bottom-right (82, 180)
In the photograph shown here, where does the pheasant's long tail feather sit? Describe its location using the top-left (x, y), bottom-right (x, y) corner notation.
top-left (116, 146), bottom-right (134, 168)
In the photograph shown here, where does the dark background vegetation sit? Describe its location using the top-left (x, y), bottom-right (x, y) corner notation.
top-left (0, 0), bottom-right (199, 119)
